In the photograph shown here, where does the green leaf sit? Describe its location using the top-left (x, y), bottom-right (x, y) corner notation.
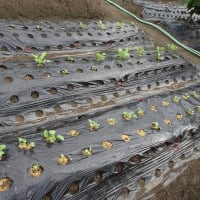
top-left (30, 142), bottom-right (36, 147)
top-left (18, 137), bottom-right (26, 143)
top-left (0, 151), bottom-right (5, 157)
top-left (43, 130), bottom-right (49, 138)
top-left (56, 135), bottom-right (64, 141)
top-left (49, 130), bottom-right (56, 136)
top-left (0, 144), bottom-right (6, 151)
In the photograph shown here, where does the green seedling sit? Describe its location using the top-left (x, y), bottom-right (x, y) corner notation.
top-left (195, 106), bottom-right (200, 112)
top-left (35, 25), bottom-right (42, 30)
top-left (82, 147), bottom-right (92, 156)
top-left (59, 69), bottom-right (69, 75)
top-left (186, 109), bottom-right (194, 116)
top-left (43, 130), bottom-right (64, 145)
top-left (32, 52), bottom-right (50, 67)
top-left (32, 163), bottom-right (40, 171)
top-left (90, 65), bottom-right (98, 71)
top-left (167, 43), bottom-right (178, 58)
top-left (135, 47), bottom-right (145, 64)
top-left (98, 20), bottom-right (106, 30)
top-left (18, 137), bottom-right (35, 150)
top-left (95, 51), bottom-right (106, 62)
top-left (117, 48), bottom-right (130, 60)
top-left (123, 111), bottom-right (137, 120)
top-left (0, 144), bottom-right (6, 160)
top-left (191, 91), bottom-right (198, 98)
top-left (79, 22), bottom-right (87, 30)
top-left (66, 56), bottom-right (75, 63)
top-left (172, 96), bottom-right (181, 103)
top-left (116, 22), bottom-right (124, 29)
top-left (136, 108), bottom-right (145, 116)
top-left (130, 21), bottom-right (135, 27)
top-left (156, 46), bottom-right (165, 61)
top-left (88, 119), bottom-right (100, 130)
top-left (152, 122), bottom-right (161, 130)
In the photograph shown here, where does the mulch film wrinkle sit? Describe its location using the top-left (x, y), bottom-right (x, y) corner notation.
top-left (0, 21), bottom-right (200, 200)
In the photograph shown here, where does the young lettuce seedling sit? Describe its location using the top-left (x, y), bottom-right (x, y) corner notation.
top-left (95, 51), bottom-right (106, 62)
top-left (135, 47), bottom-right (145, 64)
top-left (98, 20), bottom-right (106, 30)
top-left (32, 52), bottom-right (50, 67)
top-left (167, 43), bottom-right (178, 58)
top-left (156, 46), bottom-right (165, 61)
top-left (0, 144), bottom-right (6, 160)
top-left (117, 48), bottom-right (130, 60)
top-left (79, 22), bottom-right (87, 30)
top-left (43, 130), bottom-right (64, 146)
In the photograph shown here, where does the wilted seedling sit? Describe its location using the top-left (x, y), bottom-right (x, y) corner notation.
top-left (102, 140), bottom-right (113, 149)
top-left (122, 111), bottom-right (137, 121)
top-left (88, 119), bottom-right (100, 130)
top-left (137, 129), bottom-right (146, 136)
top-left (43, 130), bottom-right (64, 146)
top-left (161, 100), bottom-right (169, 107)
top-left (167, 43), bottom-right (178, 58)
top-left (136, 108), bottom-right (145, 116)
top-left (172, 96), bottom-right (180, 103)
top-left (67, 129), bottom-right (80, 137)
top-left (195, 106), bottom-right (200, 112)
top-left (18, 137), bottom-right (35, 150)
top-left (82, 147), bottom-right (92, 157)
top-left (151, 122), bottom-right (161, 130)
top-left (57, 153), bottom-right (70, 165)
top-left (176, 113), bottom-right (183, 120)
top-left (149, 105), bottom-right (157, 112)
top-left (182, 93), bottom-right (190, 100)
top-left (0, 144), bottom-right (6, 160)
top-left (135, 47), bottom-right (145, 64)
top-left (35, 25), bottom-right (42, 30)
top-left (90, 65), bottom-right (98, 71)
top-left (117, 48), bottom-right (130, 60)
top-left (98, 20), bottom-right (106, 30)
top-left (95, 51), bottom-right (106, 62)
top-left (191, 91), bottom-right (198, 98)
top-left (32, 52), bottom-right (50, 67)
top-left (8, 24), bottom-right (15, 29)
top-left (116, 22), bottom-right (124, 29)
top-left (156, 46), bottom-right (165, 61)
top-left (79, 22), bottom-right (87, 30)
top-left (164, 118), bottom-right (172, 126)
top-left (121, 134), bottom-right (131, 142)
top-left (107, 118), bottom-right (117, 125)
top-left (186, 109), bottom-right (194, 116)
top-left (59, 69), bottom-right (69, 75)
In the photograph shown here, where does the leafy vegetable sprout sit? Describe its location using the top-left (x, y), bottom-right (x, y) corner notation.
top-left (98, 20), bottom-right (106, 30)
top-left (95, 51), bottom-right (106, 62)
top-left (88, 119), bottom-right (100, 130)
top-left (35, 25), bottom-right (42, 30)
top-left (186, 108), bottom-right (194, 116)
top-left (18, 137), bottom-right (35, 150)
top-left (43, 130), bottom-right (64, 145)
top-left (116, 22), bottom-right (124, 29)
top-left (135, 47), bottom-right (145, 64)
top-left (117, 48), bottom-right (130, 60)
top-left (156, 46), bottom-right (165, 61)
top-left (167, 43), bottom-right (178, 58)
top-left (32, 52), bottom-right (50, 67)
top-left (136, 108), bottom-right (145, 116)
top-left (151, 122), bottom-right (161, 130)
top-left (123, 111), bottom-right (137, 120)
top-left (191, 91), bottom-right (198, 98)
top-left (66, 56), bottom-right (75, 63)
top-left (59, 69), bottom-right (69, 75)
top-left (79, 22), bottom-right (87, 30)
top-left (82, 147), bottom-right (92, 156)
top-left (32, 163), bottom-right (40, 171)
top-left (90, 65), bottom-right (98, 71)
top-left (0, 144), bottom-right (6, 160)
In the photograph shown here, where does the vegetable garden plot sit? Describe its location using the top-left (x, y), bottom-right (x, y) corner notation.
top-left (0, 20), bottom-right (200, 200)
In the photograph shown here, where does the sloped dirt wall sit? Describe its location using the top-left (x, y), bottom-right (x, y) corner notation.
top-left (0, 0), bottom-right (104, 19)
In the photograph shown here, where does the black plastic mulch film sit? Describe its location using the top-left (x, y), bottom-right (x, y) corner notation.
top-left (0, 21), bottom-right (200, 200)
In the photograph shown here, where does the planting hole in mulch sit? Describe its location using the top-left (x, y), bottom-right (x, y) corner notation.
top-left (4, 77), bottom-right (13, 83)
top-left (67, 181), bottom-right (79, 195)
top-left (42, 193), bottom-right (52, 200)
top-left (114, 162), bottom-right (124, 173)
top-left (155, 169), bottom-right (161, 177)
top-left (0, 65), bottom-right (7, 71)
top-left (54, 105), bottom-right (62, 113)
top-left (24, 74), bottom-right (34, 80)
top-left (29, 164), bottom-right (43, 177)
top-left (48, 87), bottom-right (57, 95)
top-left (137, 178), bottom-right (145, 188)
top-left (119, 187), bottom-right (130, 198)
top-left (35, 110), bottom-right (44, 117)
top-left (10, 95), bottom-right (19, 103)
top-left (31, 91), bottom-right (39, 99)
top-left (168, 160), bottom-right (175, 169)
top-left (0, 177), bottom-right (13, 192)
top-left (93, 171), bottom-right (103, 183)
top-left (130, 155), bottom-right (141, 164)
top-left (15, 115), bottom-right (25, 123)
